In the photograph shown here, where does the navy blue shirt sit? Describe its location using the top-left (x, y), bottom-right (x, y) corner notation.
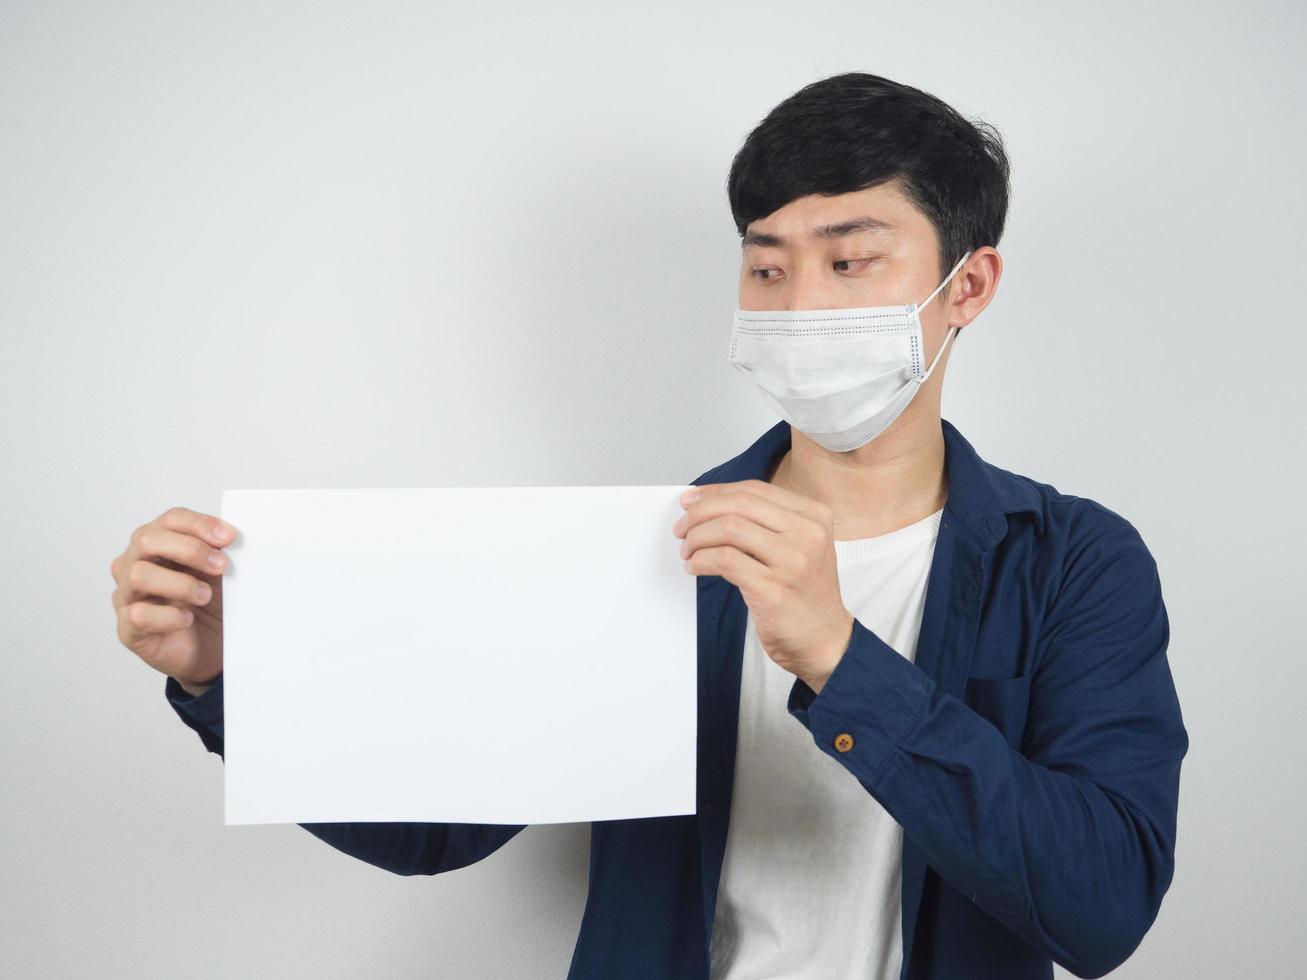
top-left (166, 417), bottom-right (1188, 979)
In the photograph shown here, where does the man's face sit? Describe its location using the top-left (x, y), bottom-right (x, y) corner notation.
top-left (738, 179), bottom-right (975, 415)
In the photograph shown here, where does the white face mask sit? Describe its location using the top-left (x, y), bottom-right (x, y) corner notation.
top-left (728, 250), bottom-right (972, 452)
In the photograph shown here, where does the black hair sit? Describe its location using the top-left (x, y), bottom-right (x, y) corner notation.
top-left (727, 72), bottom-right (1010, 284)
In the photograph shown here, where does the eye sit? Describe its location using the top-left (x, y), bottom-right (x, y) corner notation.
top-left (833, 258), bottom-right (874, 273)
top-left (749, 257), bottom-right (877, 280)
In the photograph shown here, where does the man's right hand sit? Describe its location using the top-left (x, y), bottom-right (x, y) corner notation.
top-left (110, 506), bottom-right (238, 697)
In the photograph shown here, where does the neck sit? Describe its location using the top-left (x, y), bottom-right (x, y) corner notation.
top-left (767, 409), bottom-right (948, 541)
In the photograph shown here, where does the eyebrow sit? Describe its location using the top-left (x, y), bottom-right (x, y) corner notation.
top-left (742, 215), bottom-right (896, 250)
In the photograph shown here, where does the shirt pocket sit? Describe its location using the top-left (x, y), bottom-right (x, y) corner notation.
top-left (962, 673), bottom-right (1033, 751)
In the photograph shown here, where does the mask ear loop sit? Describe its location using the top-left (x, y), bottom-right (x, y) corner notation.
top-left (920, 325), bottom-right (960, 383)
top-left (910, 249), bottom-right (973, 316)
top-left (909, 249), bottom-right (973, 381)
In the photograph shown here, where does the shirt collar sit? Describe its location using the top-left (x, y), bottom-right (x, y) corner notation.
top-left (701, 417), bottom-right (1044, 547)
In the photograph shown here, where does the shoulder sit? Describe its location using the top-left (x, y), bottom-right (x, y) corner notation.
top-left (980, 460), bottom-right (1163, 625)
top-left (1041, 483), bottom-right (1152, 567)
top-left (985, 454), bottom-right (1152, 557)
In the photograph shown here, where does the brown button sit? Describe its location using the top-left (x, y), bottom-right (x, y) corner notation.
top-left (833, 732), bottom-right (854, 753)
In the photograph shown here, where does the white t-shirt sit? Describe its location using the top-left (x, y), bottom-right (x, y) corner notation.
top-left (708, 506), bottom-right (944, 980)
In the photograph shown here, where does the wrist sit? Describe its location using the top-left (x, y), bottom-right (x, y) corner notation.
top-left (804, 613), bottom-right (855, 695)
top-left (175, 671), bottom-right (220, 698)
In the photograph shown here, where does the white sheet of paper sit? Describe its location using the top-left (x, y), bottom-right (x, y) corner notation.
top-left (219, 485), bottom-right (698, 827)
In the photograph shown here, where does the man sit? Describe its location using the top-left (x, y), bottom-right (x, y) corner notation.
top-left (118, 72), bottom-right (1187, 979)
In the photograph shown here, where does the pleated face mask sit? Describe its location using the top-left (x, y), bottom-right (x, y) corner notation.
top-left (728, 250), bottom-right (972, 452)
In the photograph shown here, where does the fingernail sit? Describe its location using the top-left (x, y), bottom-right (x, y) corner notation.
top-left (681, 489), bottom-right (700, 505)
top-left (213, 522), bottom-right (230, 540)
top-left (208, 553), bottom-right (226, 570)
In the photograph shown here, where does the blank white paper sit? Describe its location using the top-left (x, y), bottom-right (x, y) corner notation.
top-left (219, 485), bottom-right (698, 827)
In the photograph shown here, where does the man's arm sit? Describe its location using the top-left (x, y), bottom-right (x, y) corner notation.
top-left (787, 514), bottom-right (1188, 980)
top-left (165, 674), bottom-right (527, 876)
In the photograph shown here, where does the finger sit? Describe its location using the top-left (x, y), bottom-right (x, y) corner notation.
top-left (687, 478), bottom-right (829, 524)
top-left (127, 523), bottom-right (230, 580)
top-left (676, 488), bottom-right (817, 542)
top-left (156, 506), bottom-right (239, 549)
top-left (123, 557), bottom-right (215, 606)
top-left (684, 543), bottom-right (768, 589)
top-left (119, 599), bottom-right (193, 642)
top-left (682, 512), bottom-right (787, 570)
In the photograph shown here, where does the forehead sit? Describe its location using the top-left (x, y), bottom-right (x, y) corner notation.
top-left (743, 180), bottom-right (932, 249)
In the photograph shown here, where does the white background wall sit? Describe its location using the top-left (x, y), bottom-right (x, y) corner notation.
top-left (3, 0), bottom-right (1302, 976)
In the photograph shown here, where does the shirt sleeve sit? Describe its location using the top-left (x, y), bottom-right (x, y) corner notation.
top-left (786, 517), bottom-right (1188, 979)
top-left (165, 673), bottom-right (226, 755)
top-left (164, 672), bottom-right (527, 876)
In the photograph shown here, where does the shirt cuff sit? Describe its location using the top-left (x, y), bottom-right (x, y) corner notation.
top-left (164, 673), bottom-right (225, 754)
top-left (787, 617), bottom-right (934, 788)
